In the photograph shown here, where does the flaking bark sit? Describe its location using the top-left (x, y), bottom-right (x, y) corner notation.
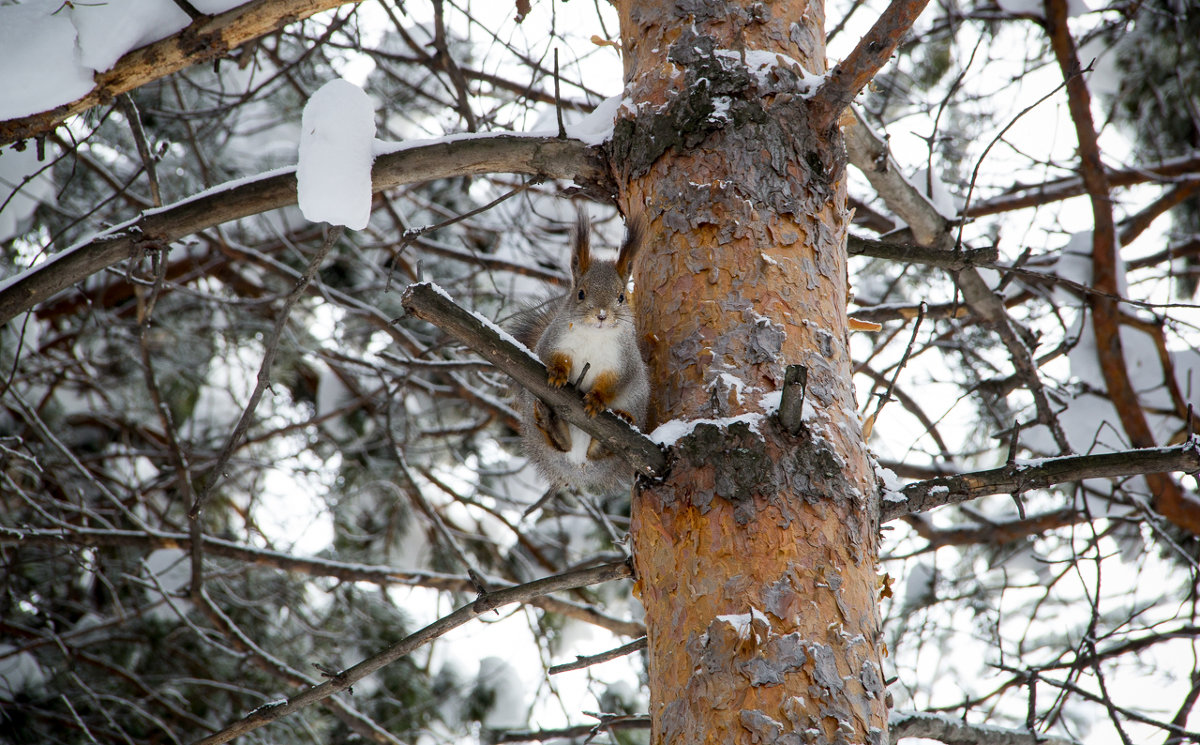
top-left (610, 0), bottom-right (894, 742)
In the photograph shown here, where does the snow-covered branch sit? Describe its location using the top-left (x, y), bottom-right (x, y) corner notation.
top-left (0, 134), bottom-right (602, 327)
top-left (0, 0), bottom-right (359, 147)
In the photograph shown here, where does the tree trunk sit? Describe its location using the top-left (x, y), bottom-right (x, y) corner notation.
top-left (610, 1), bottom-right (889, 742)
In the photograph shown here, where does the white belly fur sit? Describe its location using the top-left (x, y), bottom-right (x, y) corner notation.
top-left (557, 324), bottom-right (624, 389)
top-left (555, 324), bottom-right (624, 463)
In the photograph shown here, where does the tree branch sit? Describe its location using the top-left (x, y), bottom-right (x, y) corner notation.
top-left (548, 637), bottom-right (647, 675)
top-left (964, 152), bottom-right (1200, 218)
top-left (400, 282), bottom-right (667, 478)
top-left (810, 0), bottom-right (932, 131)
top-left (882, 442), bottom-right (1200, 522)
top-left (494, 711), bottom-right (1078, 745)
top-left (0, 527), bottom-right (645, 637)
top-left (0, 0), bottom-right (361, 147)
top-left (191, 561), bottom-right (633, 745)
top-left (888, 711), bottom-right (1077, 745)
top-left (902, 507), bottom-right (1084, 548)
top-left (847, 234), bottom-right (998, 269)
top-left (1043, 0), bottom-right (1194, 532)
top-left (0, 134), bottom-right (602, 327)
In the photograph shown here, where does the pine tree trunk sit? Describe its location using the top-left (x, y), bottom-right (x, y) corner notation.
top-left (609, 1), bottom-right (889, 742)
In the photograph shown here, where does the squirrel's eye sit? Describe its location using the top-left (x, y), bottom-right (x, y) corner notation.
top-left (617, 293), bottom-right (625, 304)
top-left (577, 289), bottom-right (585, 301)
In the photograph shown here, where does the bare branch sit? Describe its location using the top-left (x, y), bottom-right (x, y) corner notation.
top-left (888, 711), bottom-right (1078, 745)
top-left (847, 234), bottom-right (998, 269)
top-left (1043, 0), bottom-right (1193, 532)
top-left (548, 637), bottom-right (647, 675)
top-left (964, 153), bottom-right (1200, 218)
top-left (188, 225), bottom-right (342, 535)
top-left (882, 442), bottom-right (1200, 522)
top-left (844, 107), bottom-right (1071, 451)
top-left (0, 527), bottom-right (644, 637)
top-left (810, 0), bottom-right (932, 131)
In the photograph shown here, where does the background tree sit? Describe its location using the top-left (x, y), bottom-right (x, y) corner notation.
top-left (1, 1), bottom-right (1198, 744)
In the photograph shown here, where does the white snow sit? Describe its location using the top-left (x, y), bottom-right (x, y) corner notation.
top-left (0, 1), bottom-right (94, 120)
top-left (72, 0), bottom-right (192, 73)
top-left (0, 644), bottom-right (46, 701)
top-left (759, 389), bottom-right (783, 414)
top-left (911, 167), bottom-right (960, 220)
top-left (563, 94), bottom-right (628, 146)
top-left (708, 372), bottom-right (748, 405)
top-left (715, 48), bottom-right (826, 95)
top-left (476, 657), bottom-right (528, 729)
top-left (0, 0), bottom-right (250, 120)
top-left (649, 412), bottom-right (764, 447)
top-left (875, 464), bottom-right (907, 503)
top-left (297, 79), bottom-right (377, 231)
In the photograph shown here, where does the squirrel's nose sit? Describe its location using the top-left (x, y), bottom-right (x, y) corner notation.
top-left (596, 309), bottom-right (608, 321)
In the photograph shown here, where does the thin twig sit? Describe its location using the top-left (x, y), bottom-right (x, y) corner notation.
top-left (188, 225), bottom-right (343, 525)
top-left (549, 637), bottom-right (646, 675)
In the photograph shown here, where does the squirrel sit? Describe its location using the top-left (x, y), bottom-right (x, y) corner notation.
top-left (513, 210), bottom-right (650, 493)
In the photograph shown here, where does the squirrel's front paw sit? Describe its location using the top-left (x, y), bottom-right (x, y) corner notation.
top-left (546, 352), bottom-right (571, 388)
top-left (582, 370), bottom-right (618, 417)
top-left (583, 391), bottom-right (606, 417)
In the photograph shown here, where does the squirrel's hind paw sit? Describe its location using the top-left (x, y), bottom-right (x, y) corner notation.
top-left (533, 400), bottom-right (572, 452)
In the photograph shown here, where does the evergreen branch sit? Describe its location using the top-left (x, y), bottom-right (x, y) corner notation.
top-left (400, 282), bottom-right (667, 478)
top-left (0, 527), bottom-right (645, 638)
top-left (190, 561), bottom-right (632, 745)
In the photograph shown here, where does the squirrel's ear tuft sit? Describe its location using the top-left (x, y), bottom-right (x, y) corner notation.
top-left (571, 208), bottom-right (591, 279)
top-left (615, 214), bottom-right (644, 280)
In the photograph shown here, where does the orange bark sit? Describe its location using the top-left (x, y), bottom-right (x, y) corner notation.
top-left (611, 1), bottom-right (888, 742)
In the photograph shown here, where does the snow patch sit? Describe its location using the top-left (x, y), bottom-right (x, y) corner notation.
top-left (715, 48), bottom-right (826, 95)
top-left (0, 0), bottom-right (251, 119)
top-left (875, 464), bottom-right (907, 503)
top-left (298, 79), bottom-right (376, 230)
top-left (564, 94), bottom-right (628, 146)
top-left (997, 0), bottom-right (1090, 17)
top-left (0, 1), bottom-right (94, 120)
top-left (650, 412), bottom-right (765, 447)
